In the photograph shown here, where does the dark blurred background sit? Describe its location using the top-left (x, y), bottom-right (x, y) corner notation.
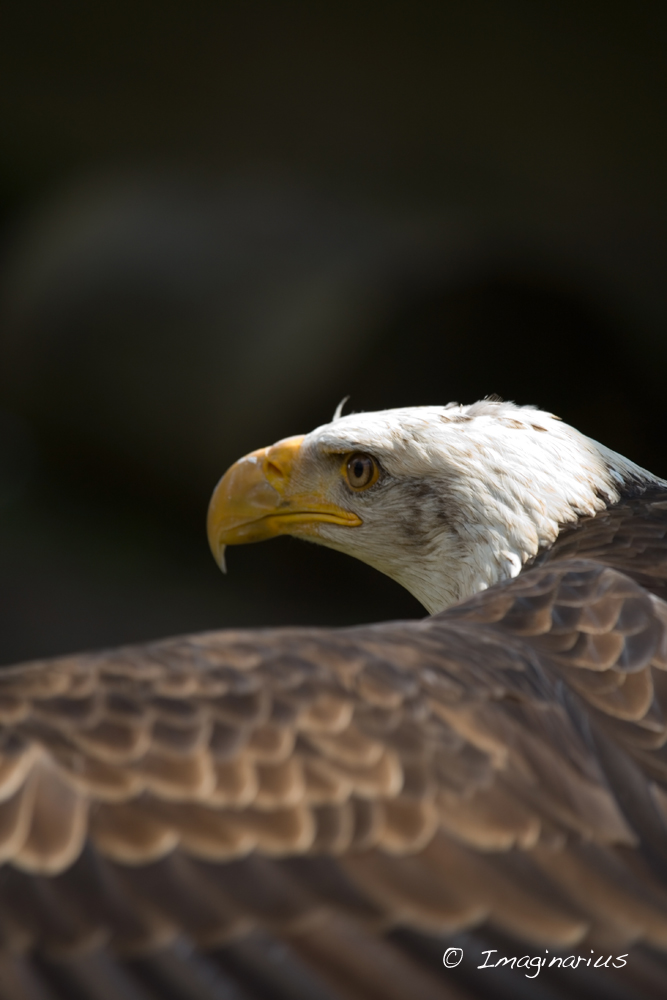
top-left (1, 2), bottom-right (666, 665)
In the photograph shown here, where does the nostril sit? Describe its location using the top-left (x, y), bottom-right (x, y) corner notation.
top-left (265, 459), bottom-right (284, 479)
top-left (261, 436), bottom-right (304, 486)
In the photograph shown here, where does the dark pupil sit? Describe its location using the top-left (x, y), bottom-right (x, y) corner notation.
top-left (354, 460), bottom-right (365, 480)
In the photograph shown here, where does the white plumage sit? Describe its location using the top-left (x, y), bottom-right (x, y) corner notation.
top-left (293, 400), bottom-right (663, 612)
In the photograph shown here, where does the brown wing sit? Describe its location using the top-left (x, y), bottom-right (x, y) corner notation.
top-left (1, 559), bottom-right (667, 999)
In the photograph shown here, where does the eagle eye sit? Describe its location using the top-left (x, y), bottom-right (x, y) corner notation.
top-left (345, 453), bottom-right (379, 490)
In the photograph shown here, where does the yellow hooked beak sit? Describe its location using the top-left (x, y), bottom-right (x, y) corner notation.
top-left (207, 436), bottom-right (362, 571)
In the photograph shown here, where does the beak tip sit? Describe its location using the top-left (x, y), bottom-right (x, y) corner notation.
top-left (218, 545), bottom-right (227, 574)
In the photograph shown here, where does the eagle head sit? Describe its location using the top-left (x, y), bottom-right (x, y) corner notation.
top-left (207, 400), bottom-right (656, 613)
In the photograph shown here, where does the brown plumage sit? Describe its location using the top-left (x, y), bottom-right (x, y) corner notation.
top-left (1, 489), bottom-right (667, 998)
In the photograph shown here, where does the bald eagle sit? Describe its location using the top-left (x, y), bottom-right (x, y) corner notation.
top-left (2, 400), bottom-right (667, 1000)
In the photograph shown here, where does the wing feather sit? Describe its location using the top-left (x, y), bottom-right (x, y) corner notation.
top-left (3, 554), bottom-right (667, 989)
